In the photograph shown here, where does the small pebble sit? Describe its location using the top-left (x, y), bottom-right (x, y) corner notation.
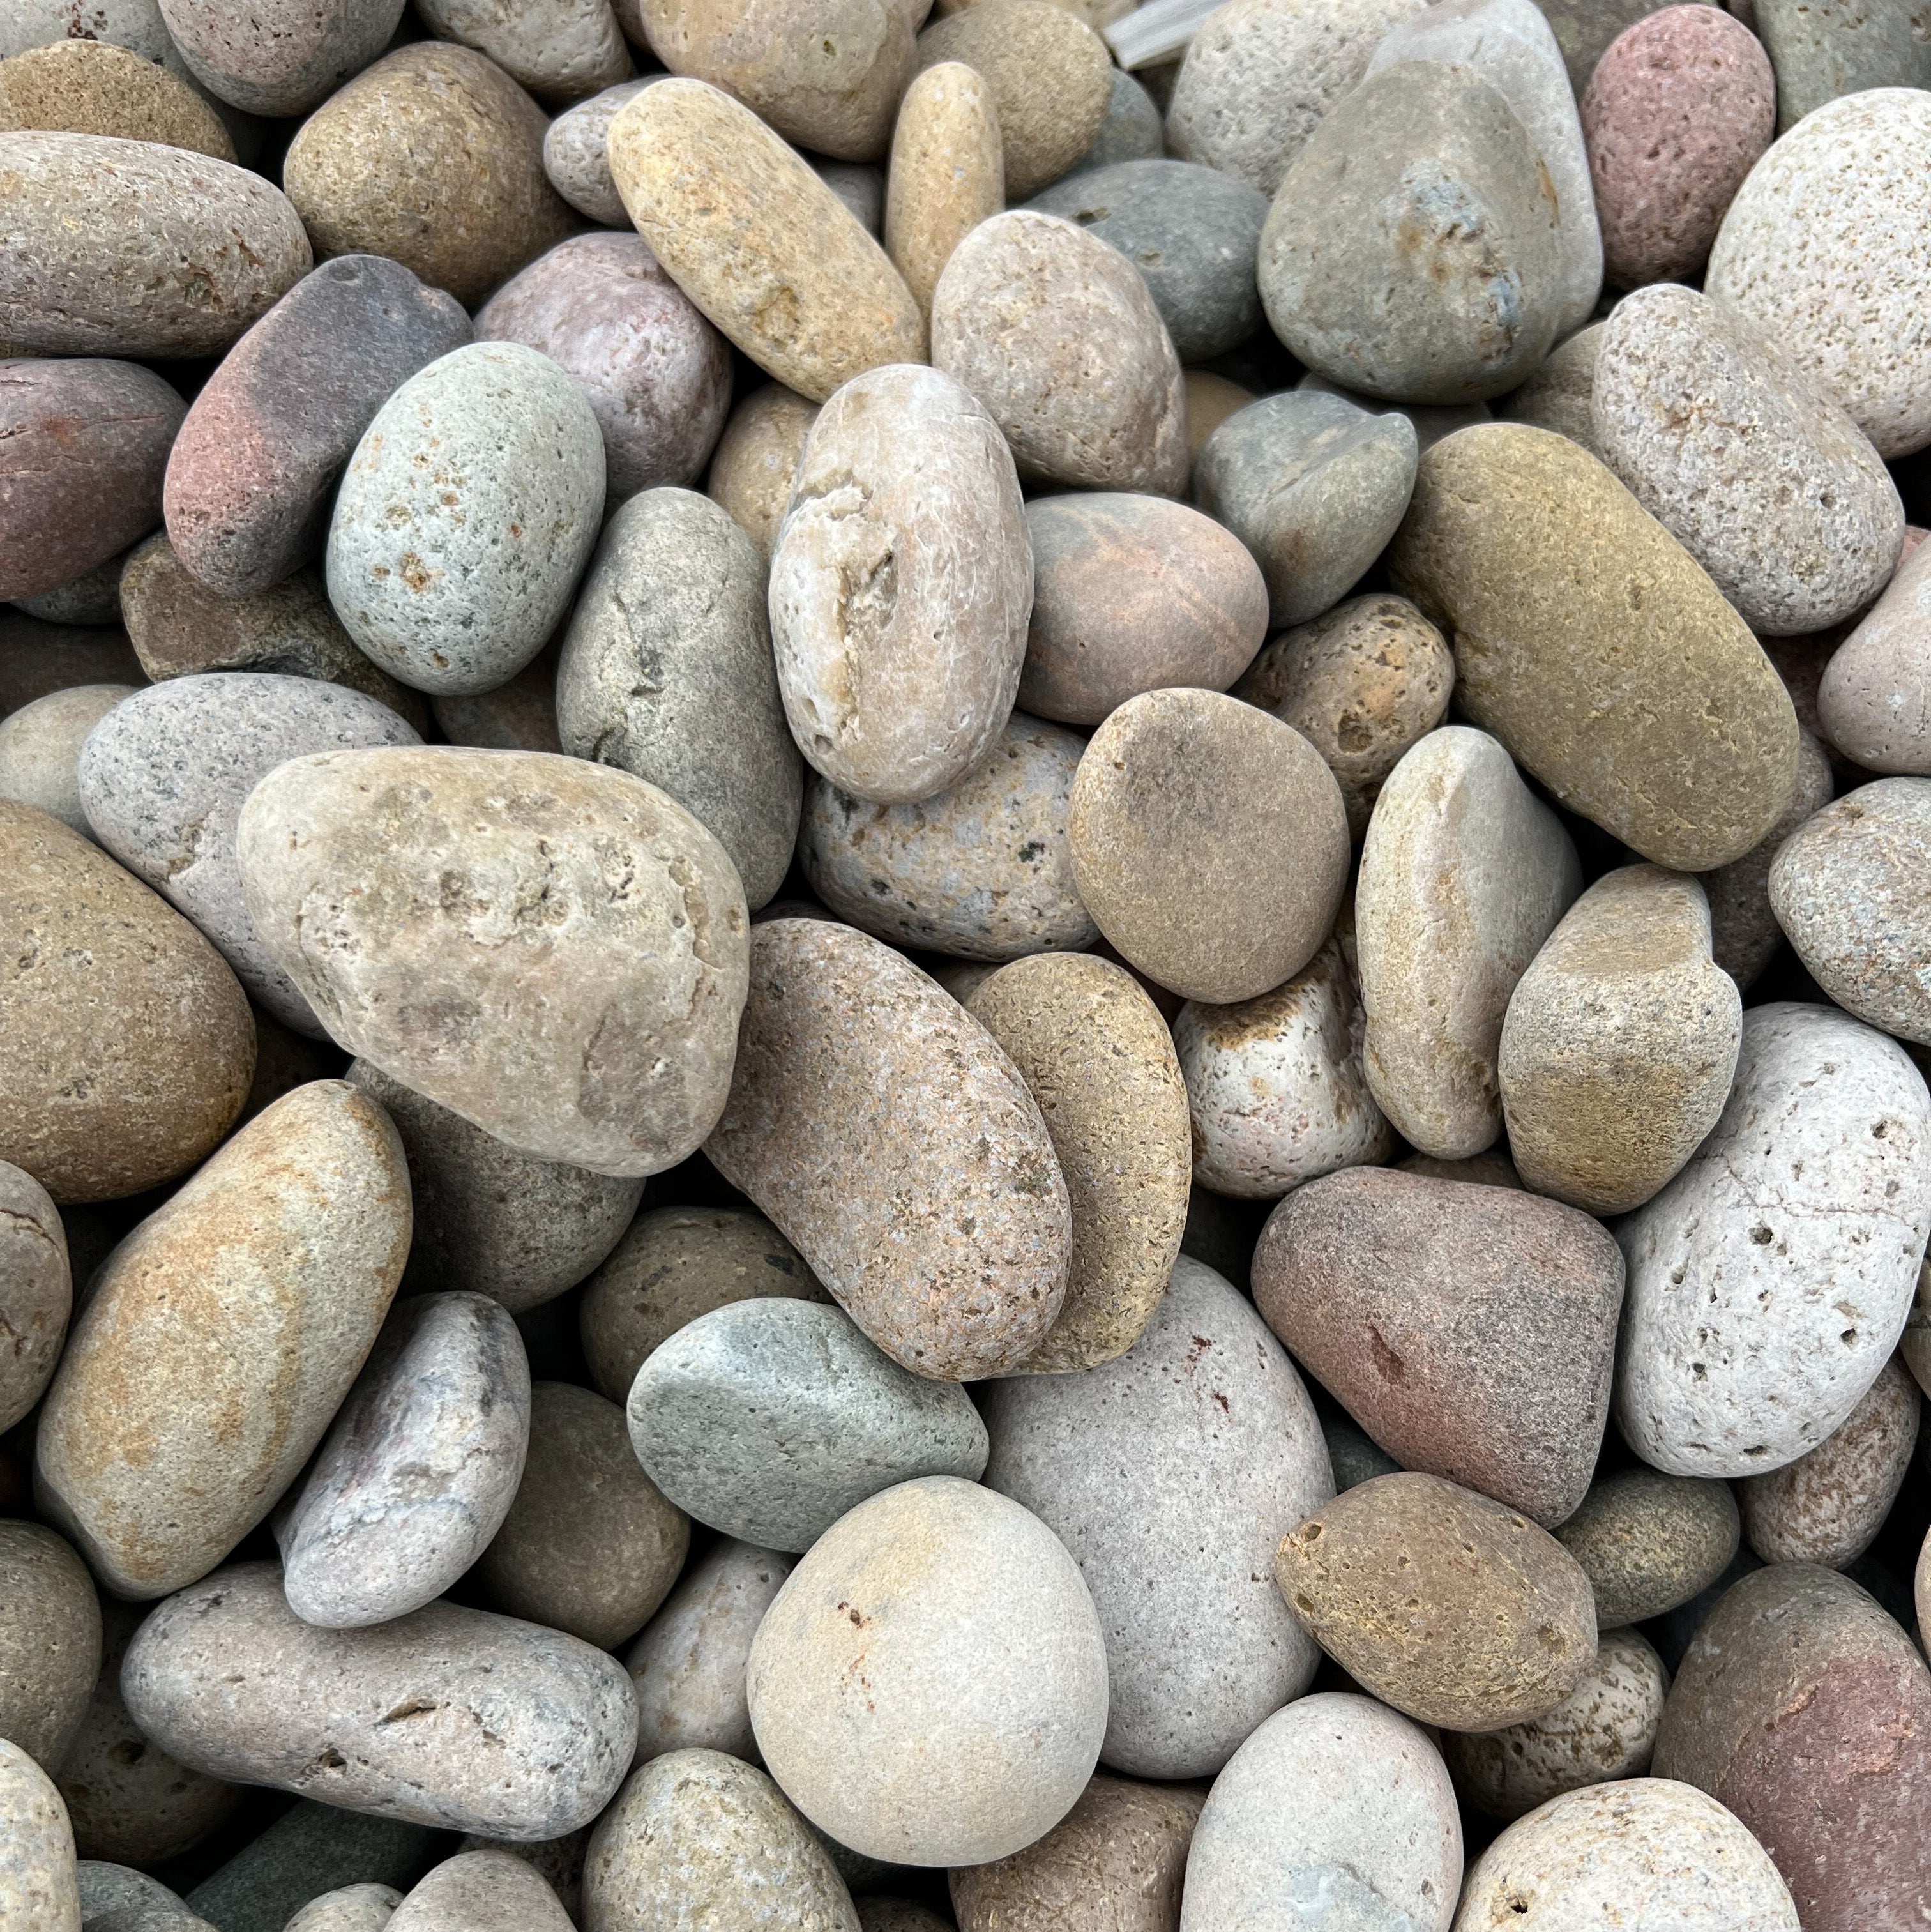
top-left (1068, 66), bottom-right (1162, 176)
top-left (1817, 533), bottom-right (1931, 773)
top-left (0, 683), bottom-right (131, 839)
top-left (73, 1862), bottom-right (212, 1932)
top-left (1496, 321), bottom-right (1604, 456)
top-left (184, 1805), bottom-right (436, 1932)
top-left (704, 381), bottom-right (819, 561)
top-left (1554, 1468), bottom-right (1743, 1628)
top-left (284, 1885), bottom-right (402, 1932)
top-left (0, 1157), bottom-right (68, 1434)
top-left (155, 0), bottom-right (403, 116)
top-left (0, 1519), bottom-right (101, 1772)
top-left (541, 77), bottom-right (649, 224)
top-left (386, 1850), bottom-right (572, 1932)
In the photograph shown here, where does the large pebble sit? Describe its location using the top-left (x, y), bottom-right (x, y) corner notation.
top-left (1554, 1468), bottom-right (1741, 1627)
top-left (747, 1476), bottom-right (1108, 1865)
top-left (1817, 533), bottom-right (1931, 773)
top-left (123, 1563), bottom-right (637, 1840)
top-left (0, 1521), bottom-right (100, 1771)
top-left (704, 381), bottom-right (818, 560)
top-left (704, 920), bottom-right (1071, 1381)
top-left (542, 77), bottom-right (648, 223)
top-left (0, 1157), bottom-right (68, 1432)
top-left (559, 486), bottom-right (801, 907)
top-left (183, 1804), bottom-right (437, 1932)
top-left (1757, 0), bottom-right (1931, 131)
top-left (153, 0), bottom-right (402, 114)
top-left (387, 1850), bottom-right (570, 1932)
top-left (1388, 423), bottom-right (1799, 871)
top-left (236, 747), bottom-right (750, 1178)
top-left (0, 39), bottom-right (232, 158)
top-left (0, 1739), bottom-right (80, 1932)
top-left (884, 61), bottom-right (1002, 318)
top-left (1615, 1002), bottom-right (1931, 1478)
top-left (34, 1081), bottom-right (409, 1597)
top-left (412, 0), bottom-right (631, 105)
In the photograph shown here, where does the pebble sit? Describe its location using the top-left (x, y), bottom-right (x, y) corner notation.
top-left (1389, 423), bottom-right (1800, 871)
top-left (0, 1158), bottom-right (68, 1433)
top-left (1615, 1002), bottom-right (1931, 1478)
top-left (0, 683), bottom-right (127, 839)
top-left (431, 646), bottom-right (563, 757)
top-left (281, 43), bottom-right (573, 310)
top-left (0, 2), bottom-right (176, 65)
top-left (13, 552), bottom-right (127, 627)
top-left (1903, 1258), bottom-right (1931, 1399)
top-left (746, 1476), bottom-right (1108, 1866)
top-left (184, 1804), bottom-right (437, 1932)
top-left (152, 0), bottom-right (402, 115)
top-left (0, 1520), bottom-right (100, 1770)
top-left (704, 920), bottom-right (1072, 1381)
top-left (1756, 0), bottom-right (1931, 132)
top-left (474, 1381), bottom-right (690, 1650)
top-left (34, 1081), bottom-right (409, 1597)
top-left (284, 1885), bottom-right (402, 1932)
top-left (1183, 371), bottom-right (1254, 461)
top-left (932, 210), bottom-right (1188, 497)
top-left (542, 77), bottom-right (648, 224)
top-left (77, 1864), bottom-right (215, 1930)
top-left (0, 800), bottom-right (254, 1205)
top-left (451, 1833), bottom-right (587, 1926)
top-left (1554, 1469), bottom-right (1741, 1628)
top-left (0, 1738), bottom-right (80, 1932)
top-left (1817, 534), bottom-right (1931, 773)
top-left (386, 1850), bottom-right (571, 1932)
top-left (704, 382), bottom-right (818, 560)
top-left (0, 37), bottom-right (231, 156)
top-left (1193, 392), bottom-right (1418, 631)
top-left (1276, 1473), bottom-right (1598, 1733)
top-left (235, 747), bottom-right (750, 1178)
top-left (884, 61), bottom-right (1003, 318)
top-left (1496, 321), bottom-right (1603, 456)
top-left (412, 0), bottom-right (631, 105)
top-left (1071, 66), bottom-right (1162, 174)
top-left (558, 486), bottom-right (801, 908)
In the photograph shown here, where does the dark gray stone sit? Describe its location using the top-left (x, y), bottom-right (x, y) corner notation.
top-left (186, 1802), bottom-right (442, 1932)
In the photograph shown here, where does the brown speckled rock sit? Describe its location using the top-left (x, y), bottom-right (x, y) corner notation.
top-left (0, 1521), bottom-right (100, 1772)
top-left (0, 1158), bottom-right (66, 1433)
top-left (885, 61), bottom-right (1003, 318)
top-left (0, 39), bottom-right (231, 156)
top-left (705, 382), bottom-right (817, 560)
top-left (155, 0), bottom-right (404, 115)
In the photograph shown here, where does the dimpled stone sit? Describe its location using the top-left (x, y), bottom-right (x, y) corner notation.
top-left (1555, 1468), bottom-right (1741, 1628)
top-left (0, 1157), bottom-right (66, 1432)
top-left (884, 62), bottom-right (1003, 319)
top-left (705, 382), bottom-right (818, 561)
top-left (0, 1521), bottom-right (100, 1772)
top-left (155, 0), bottom-right (402, 114)
top-left (543, 78), bottom-right (649, 223)
top-left (1818, 536), bottom-right (1931, 773)
top-left (0, 1739), bottom-right (80, 1932)
top-left (412, 0), bottom-right (632, 106)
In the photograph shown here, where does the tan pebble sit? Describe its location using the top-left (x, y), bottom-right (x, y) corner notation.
top-left (1184, 370), bottom-right (1255, 463)
top-left (0, 1738), bottom-right (80, 1932)
top-left (705, 381), bottom-right (819, 560)
top-left (0, 1521), bottom-right (100, 1772)
top-left (0, 40), bottom-right (232, 156)
top-left (0, 1158), bottom-right (67, 1433)
top-left (885, 61), bottom-right (1003, 317)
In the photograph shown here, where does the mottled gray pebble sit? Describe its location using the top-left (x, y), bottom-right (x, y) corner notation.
top-left (543, 77), bottom-right (650, 223)
top-left (75, 1862), bottom-right (211, 1931)
top-left (1498, 322), bottom-right (1603, 457)
top-left (185, 1804), bottom-right (437, 1932)
top-left (1554, 1468), bottom-right (1742, 1629)
top-left (0, 1154), bottom-right (69, 1433)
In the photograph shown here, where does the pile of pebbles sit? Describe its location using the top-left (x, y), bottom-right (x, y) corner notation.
top-left (3, 0), bottom-right (1931, 1928)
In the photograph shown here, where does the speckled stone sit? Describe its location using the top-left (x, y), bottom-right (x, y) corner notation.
top-left (1555, 1468), bottom-right (1741, 1628)
top-left (0, 1157), bottom-right (66, 1433)
top-left (154, 0), bottom-right (402, 113)
top-left (0, 1740), bottom-right (79, 1932)
top-left (0, 1521), bottom-right (99, 1772)
top-left (0, 1), bottom-right (174, 64)
top-left (386, 1850), bottom-right (570, 1932)
top-left (0, 36), bottom-right (230, 156)
top-left (1497, 321), bottom-right (1603, 456)
top-left (0, 681), bottom-right (128, 840)
top-left (73, 1864), bottom-right (213, 1931)
top-left (185, 1804), bottom-right (437, 1932)
top-left (704, 382), bottom-right (817, 561)
top-left (12, 551), bottom-right (126, 627)
top-left (413, 0), bottom-right (631, 105)
top-left (284, 1883), bottom-right (402, 1932)
top-left (1902, 1258), bottom-right (1931, 1400)
top-left (1756, 0), bottom-right (1931, 132)
top-left (1818, 535), bottom-right (1931, 773)
top-left (884, 63), bottom-right (1001, 324)
top-left (543, 77), bottom-right (649, 223)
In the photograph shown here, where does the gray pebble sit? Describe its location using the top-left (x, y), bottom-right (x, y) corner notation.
top-left (1554, 1468), bottom-right (1741, 1629)
top-left (1818, 535), bottom-right (1931, 775)
top-left (814, 160), bottom-right (884, 235)
top-left (157, 0), bottom-right (404, 116)
top-left (0, 1519), bottom-right (100, 1773)
top-left (0, 685), bottom-right (133, 839)
top-left (1295, 371), bottom-right (1493, 455)
top-left (0, 1155), bottom-right (68, 1433)
top-left (1497, 322), bottom-right (1603, 459)
top-left (186, 1806), bottom-right (437, 1932)
top-left (543, 78), bottom-right (651, 223)
top-left (1067, 67), bottom-right (1163, 175)
top-left (76, 1863), bottom-right (212, 1931)
top-left (282, 1886), bottom-right (402, 1932)
top-left (1757, 0), bottom-right (1931, 132)
top-left (1326, 1415), bottom-right (1402, 1491)
top-left (430, 644), bottom-right (562, 757)
top-left (0, 1739), bottom-right (79, 1932)
top-left (387, 1852), bottom-right (570, 1932)
top-left (14, 552), bottom-right (127, 626)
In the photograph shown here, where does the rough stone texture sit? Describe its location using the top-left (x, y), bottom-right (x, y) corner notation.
top-left (584, 1750), bottom-right (858, 1931)
top-left (748, 1476), bottom-right (1108, 1866)
top-left (0, 132), bottom-right (310, 357)
top-left (0, 685), bottom-right (120, 837)
top-left (474, 1381), bottom-right (689, 1651)
top-left (236, 747), bottom-right (750, 1178)
top-left (450, 1833), bottom-right (587, 1928)
top-left (476, 235), bottom-right (732, 501)
top-left (932, 211), bottom-right (1188, 497)
top-left (284, 1885), bottom-right (402, 1932)
top-left (77, 1864), bottom-right (216, 1929)
top-left (862, 1901), bottom-right (950, 1932)
top-left (1497, 321), bottom-right (1603, 456)
top-left (0, 1155), bottom-right (68, 1432)
top-left (0, 1739), bottom-right (80, 1932)
top-left (800, 716), bottom-right (1094, 961)
top-left (1757, 0), bottom-right (1931, 132)
top-left (609, 78), bottom-right (923, 404)
top-left (155, 0), bottom-right (402, 114)
top-left (387, 1850), bottom-right (571, 1932)
top-left (1555, 1468), bottom-right (1742, 1628)
top-left (0, 358), bottom-right (182, 604)
top-left (1389, 424), bottom-right (1801, 871)
top-left (1616, 1002), bottom-right (1931, 1478)
top-left (413, 0), bottom-right (632, 105)
top-left (0, 1521), bottom-right (99, 1772)
top-left (982, 1256), bottom-right (1333, 1778)
top-left (1819, 534), bottom-right (1931, 773)
top-left (1706, 88), bottom-right (1931, 460)
top-left (124, 1563), bottom-right (637, 1841)
top-left (1277, 1473), bottom-right (1598, 1733)
top-left (1770, 779), bottom-right (1931, 1044)
top-left (543, 77), bottom-right (649, 223)
top-left (34, 1082), bottom-right (409, 1597)
top-left (0, 38), bottom-right (231, 155)
top-left (1654, 1562), bottom-right (1931, 1932)
top-left (0, 800), bottom-right (253, 1204)
top-left (1069, 688), bottom-right (1350, 1005)
top-left (1452, 1777), bottom-right (1799, 1930)
top-left (705, 382), bottom-right (817, 560)
top-left (1584, 6), bottom-right (1775, 289)
top-left (1192, 393), bottom-right (1416, 633)
top-left (1594, 282), bottom-right (1905, 635)
top-left (1069, 66), bottom-right (1161, 175)
top-left (432, 645), bottom-right (563, 757)
top-left (185, 1805), bottom-right (438, 1932)
top-left (0, 1), bottom-right (175, 64)
top-left (1904, 1257), bottom-right (1931, 1399)
top-left (885, 61), bottom-right (1003, 318)
top-left (559, 487), bottom-right (801, 908)
top-left (704, 920), bottom-right (1072, 1381)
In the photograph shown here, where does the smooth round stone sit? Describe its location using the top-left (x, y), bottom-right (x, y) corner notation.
top-left (1185, 371), bottom-right (1255, 462)
top-left (0, 1740), bottom-right (80, 1932)
top-left (1178, 1694), bottom-right (1458, 1932)
top-left (1389, 424), bottom-right (1801, 871)
top-left (327, 343), bottom-right (604, 698)
top-left (580, 1205), bottom-right (827, 1403)
top-left (1616, 1002), bottom-right (1931, 1479)
top-left (0, 1), bottom-right (174, 63)
top-left (236, 748), bottom-right (750, 1178)
top-left (124, 1563), bottom-right (636, 1840)
top-left (0, 1158), bottom-right (66, 1433)
top-left (282, 44), bottom-right (573, 310)
top-left (1769, 779), bottom-right (1931, 1044)
top-left (1556, 1468), bottom-right (1741, 1628)
top-left (559, 487), bottom-right (798, 908)
top-left (1193, 392), bottom-right (1418, 630)
top-left (884, 61), bottom-right (1003, 319)
top-left (704, 920), bottom-right (1072, 1381)
top-left (153, 0), bottom-right (400, 112)
top-left (1068, 65), bottom-right (1161, 176)
top-left (1818, 535), bottom-right (1931, 773)
top-left (0, 1521), bottom-right (100, 1772)
top-left (1019, 494), bottom-right (1267, 727)
top-left (0, 801), bottom-right (252, 1204)
top-left (163, 256), bottom-right (473, 602)
top-left (626, 1539), bottom-right (792, 1765)
top-left (450, 1834), bottom-right (587, 1927)
top-left (1757, 0), bottom-right (1931, 132)
top-left (34, 1082), bottom-right (409, 1597)
top-left (543, 78), bottom-right (649, 223)
top-left (13, 551), bottom-right (126, 627)
top-left (386, 1849), bottom-right (570, 1932)
top-left (608, 79), bottom-right (923, 404)
top-left (1594, 282), bottom-right (1905, 636)
top-left (182, 1805), bottom-right (438, 1932)
top-left (799, 715), bottom-right (1093, 961)
top-left (1584, 7), bottom-right (1775, 289)
top-left (748, 1476), bottom-right (1107, 1866)
top-left (1706, 89), bottom-right (1931, 460)
top-left (77, 673), bottom-right (421, 1035)
top-left (585, 1751), bottom-right (857, 1932)
top-left (1453, 1779), bottom-right (1799, 1931)
top-left (1069, 688), bottom-right (1350, 1005)
top-left (982, 1255), bottom-right (1329, 1777)
top-left (0, 358), bottom-right (181, 604)
top-left (704, 382), bottom-right (818, 561)
top-left (475, 236), bottom-right (732, 501)
top-left (771, 363), bottom-right (1029, 805)
top-left (0, 684), bottom-right (128, 839)
top-left (1497, 321), bottom-right (1603, 457)
top-left (0, 37), bottom-right (230, 156)
top-left (413, 0), bottom-right (630, 105)
top-left (932, 210), bottom-right (1188, 497)
top-left (284, 1883), bottom-right (403, 1932)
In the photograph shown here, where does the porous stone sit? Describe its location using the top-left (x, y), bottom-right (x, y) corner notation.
top-left (0, 685), bottom-right (126, 839)
top-left (0, 1157), bottom-right (67, 1432)
top-left (388, 1850), bottom-right (570, 1932)
top-left (413, 0), bottom-right (632, 104)
top-left (1756, 0), bottom-right (1931, 132)
top-left (185, 1806), bottom-right (437, 1932)
top-left (1818, 534), bottom-right (1931, 773)
top-left (1496, 321), bottom-right (1603, 456)
top-left (0, 1521), bottom-right (100, 1772)
top-left (884, 62), bottom-right (1003, 318)
top-left (543, 77), bottom-right (649, 223)
top-left (0, 38), bottom-right (231, 156)
top-left (1903, 1258), bottom-right (1931, 1400)
top-left (154, 0), bottom-right (403, 114)
top-left (1069, 66), bottom-right (1162, 175)
top-left (0, 1740), bottom-right (80, 1932)
top-left (0, 1), bottom-right (175, 64)
top-left (704, 382), bottom-right (818, 559)
top-left (284, 1885), bottom-right (402, 1932)
top-left (1555, 1468), bottom-right (1742, 1628)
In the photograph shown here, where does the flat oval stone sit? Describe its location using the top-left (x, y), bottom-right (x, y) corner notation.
top-left (123, 1562), bottom-right (637, 1839)
top-left (0, 801), bottom-right (253, 1204)
top-left (543, 77), bottom-right (649, 224)
top-left (558, 486), bottom-right (801, 909)
top-left (34, 1081), bottom-right (410, 1597)
top-left (236, 747), bottom-right (750, 1178)
top-left (1388, 423), bottom-right (1800, 871)
top-left (0, 1157), bottom-right (68, 1433)
top-left (0, 38), bottom-right (232, 158)
top-left (285, 1884), bottom-right (403, 1932)
top-left (163, 255), bottom-right (471, 602)
top-left (884, 61), bottom-right (1003, 318)
top-left (1817, 535), bottom-right (1931, 773)
top-left (983, 1256), bottom-right (1331, 1779)
top-left (326, 343), bottom-right (605, 698)
top-left (1616, 1002), bottom-right (1931, 1478)
top-left (0, 1521), bottom-right (100, 1771)
top-left (704, 920), bottom-right (1071, 1381)
top-left (932, 210), bottom-right (1187, 496)
top-left (770, 362), bottom-right (1030, 805)
top-left (705, 381), bottom-right (817, 560)
top-left (1019, 494), bottom-right (1267, 727)
top-left (799, 714), bottom-right (1093, 960)
top-left (154, 0), bottom-right (401, 114)
top-left (411, 0), bottom-right (631, 105)
top-left (747, 1476), bottom-right (1108, 1866)
top-left (77, 673), bottom-right (421, 1035)
top-left (0, 1739), bottom-right (80, 1932)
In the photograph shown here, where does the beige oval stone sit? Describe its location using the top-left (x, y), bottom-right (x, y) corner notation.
top-left (0, 1738), bottom-right (79, 1932)
top-left (0, 1522), bottom-right (100, 1772)
top-left (414, 0), bottom-right (632, 105)
top-left (885, 61), bottom-right (1003, 317)
top-left (390, 1848), bottom-right (572, 1932)
top-left (1818, 535), bottom-right (1931, 775)
top-left (705, 382), bottom-right (818, 560)
top-left (0, 40), bottom-right (232, 156)
top-left (0, 1158), bottom-right (66, 1433)
top-left (609, 78), bottom-right (924, 404)
top-left (34, 1081), bottom-right (410, 1599)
